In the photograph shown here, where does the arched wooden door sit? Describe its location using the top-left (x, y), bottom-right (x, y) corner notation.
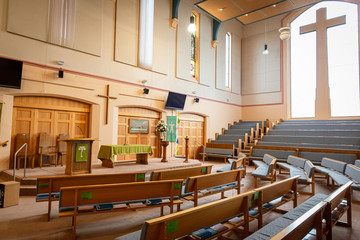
top-left (10, 96), bottom-right (90, 169)
top-left (118, 107), bottom-right (161, 160)
top-left (177, 113), bottom-right (205, 160)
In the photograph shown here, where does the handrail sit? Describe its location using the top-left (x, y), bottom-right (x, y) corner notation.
top-left (13, 143), bottom-right (27, 181)
top-left (193, 140), bottom-right (204, 161)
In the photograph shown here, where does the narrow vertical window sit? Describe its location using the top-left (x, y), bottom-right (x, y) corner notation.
top-left (138, 0), bottom-right (154, 69)
top-left (190, 12), bottom-right (199, 81)
top-left (225, 32), bottom-right (232, 90)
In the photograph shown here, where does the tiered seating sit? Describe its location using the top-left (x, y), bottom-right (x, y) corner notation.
top-left (252, 119), bottom-right (360, 165)
top-left (211, 120), bottom-right (264, 154)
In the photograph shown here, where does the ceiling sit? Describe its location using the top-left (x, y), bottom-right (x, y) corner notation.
top-left (195, 0), bottom-right (330, 25)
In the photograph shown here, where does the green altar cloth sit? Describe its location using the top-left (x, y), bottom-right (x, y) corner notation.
top-left (97, 145), bottom-right (153, 162)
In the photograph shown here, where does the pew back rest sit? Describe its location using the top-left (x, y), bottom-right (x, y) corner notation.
top-left (204, 148), bottom-right (233, 155)
top-left (59, 180), bottom-right (183, 208)
top-left (355, 160), bottom-right (360, 168)
top-left (37, 172), bottom-right (146, 195)
top-left (141, 191), bottom-right (254, 240)
top-left (272, 201), bottom-right (327, 240)
top-left (300, 152), bottom-right (355, 165)
top-left (287, 155), bottom-right (306, 169)
top-left (344, 164), bottom-right (360, 183)
top-left (184, 169), bottom-right (244, 194)
top-left (321, 157), bottom-right (347, 173)
top-left (231, 157), bottom-right (245, 170)
top-left (304, 160), bottom-right (315, 178)
top-left (206, 143), bottom-right (234, 150)
top-left (254, 176), bottom-right (299, 203)
top-left (323, 181), bottom-right (352, 209)
top-left (251, 148), bottom-right (296, 161)
top-left (263, 154), bottom-right (276, 165)
top-left (150, 165), bottom-right (213, 181)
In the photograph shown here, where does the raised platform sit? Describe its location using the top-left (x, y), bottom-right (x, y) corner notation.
top-left (0, 157), bottom-right (202, 196)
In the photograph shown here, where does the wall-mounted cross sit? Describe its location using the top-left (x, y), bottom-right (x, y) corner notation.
top-left (300, 8), bottom-right (346, 119)
top-left (98, 84), bottom-right (117, 125)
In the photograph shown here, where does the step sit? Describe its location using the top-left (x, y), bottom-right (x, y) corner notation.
top-left (21, 178), bottom-right (37, 185)
top-left (20, 185), bottom-right (36, 196)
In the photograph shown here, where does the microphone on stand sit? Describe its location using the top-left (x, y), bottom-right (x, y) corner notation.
top-left (77, 126), bottom-right (85, 138)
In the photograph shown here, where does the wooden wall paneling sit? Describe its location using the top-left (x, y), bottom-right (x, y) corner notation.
top-left (118, 107), bottom-right (160, 160)
top-left (10, 97), bottom-right (90, 169)
top-left (177, 116), bottom-right (204, 160)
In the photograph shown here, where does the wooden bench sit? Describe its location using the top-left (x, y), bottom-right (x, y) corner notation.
top-left (150, 165), bottom-right (213, 181)
top-left (182, 169), bottom-right (244, 207)
top-left (245, 181), bottom-right (353, 240)
top-left (134, 177), bottom-right (298, 240)
top-left (216, 152), bottom-right (246, 174)
top-left (36, 172), bottom-right (146, 221)
top-left (277, 155), bottom-right (316, 195)
top-left (59, 179), bottom-right (183, 239)
top-left (252, 154), bottom-right (277, 188)
top-left (200, 143), bottom-right (235, 163)
top-left (139, 191), bottom-right (255, 240)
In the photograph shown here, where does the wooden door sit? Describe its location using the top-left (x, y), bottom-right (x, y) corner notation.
top-left (118, 107), bottom-right (160, 160)
top-left (10, 96), bottom-right (90, 169)
top-left (177, 114), bottom-right (204, 160)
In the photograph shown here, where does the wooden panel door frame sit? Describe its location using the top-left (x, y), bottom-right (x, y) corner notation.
top-left (177, 112), bottom-right (208, 160)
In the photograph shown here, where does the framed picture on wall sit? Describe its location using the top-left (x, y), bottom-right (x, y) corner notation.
top-left (129, 119), bottom-right (149, 134)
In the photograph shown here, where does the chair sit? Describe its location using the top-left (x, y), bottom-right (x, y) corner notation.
top-left (57, 134), bottom-right (69, 166)
top-left (38, 133), bottom-right (58, 167)
top-left (14, 133), bottom-right (35, 169)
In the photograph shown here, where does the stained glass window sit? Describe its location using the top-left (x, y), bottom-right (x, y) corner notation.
top-left (190, 12), bottom-right (199, 80)
top-left (225, 32), bottom-right (232, 89)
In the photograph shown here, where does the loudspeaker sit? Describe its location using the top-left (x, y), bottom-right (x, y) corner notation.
top-left (194, 98), bottom-right (199, 103)
top-left (58, 70), bottom-right (64, 78)
top-left (143, 88), bottom-right (149, 94)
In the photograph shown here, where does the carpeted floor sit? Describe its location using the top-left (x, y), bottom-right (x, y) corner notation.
top-left (0, 160), bottom-right (359, 240)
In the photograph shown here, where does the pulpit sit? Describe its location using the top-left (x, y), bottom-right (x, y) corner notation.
top-left (58, 138), bottom-right (95, 175)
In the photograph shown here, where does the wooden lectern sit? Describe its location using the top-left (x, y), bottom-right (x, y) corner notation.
top-left (58, 138), bottom-right (95, 175)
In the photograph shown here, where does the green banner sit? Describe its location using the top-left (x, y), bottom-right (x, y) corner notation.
top-left (76, 143), bottom-right (88, 162)
top-left (166, 116), bottom-right (177, 142)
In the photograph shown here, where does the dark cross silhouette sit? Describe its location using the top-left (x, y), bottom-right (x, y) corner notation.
top-left (98, 84), bottom-right (117, 125)
top-left (300, 8), bottom-right (345, 119)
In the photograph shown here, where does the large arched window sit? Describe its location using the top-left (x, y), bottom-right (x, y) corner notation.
top-left (290, 1), bottom-right (360, 118)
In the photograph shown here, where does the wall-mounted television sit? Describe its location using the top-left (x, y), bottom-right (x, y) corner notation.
top-left (0, 57), bottom-right (23, 89)
top-left (165, 92), bottom-right (187, 110)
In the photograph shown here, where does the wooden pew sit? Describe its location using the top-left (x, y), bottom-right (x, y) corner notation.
top-left (150, 165), bottom-right (213, 181)
top-left (200, 143), bottom-right (235, 163)
top-left (182, 169), bottom-right (244, 207)
top-left (254, 176), bottom-right (299, 228)
top-left (141, 191), bottom-right (255, 240)
top-left (59, 179), bottom-right (183, 239)
top-left (36, 172), bottom-right (146, 221)
top-left (269, 201), bottom-right (327, 240)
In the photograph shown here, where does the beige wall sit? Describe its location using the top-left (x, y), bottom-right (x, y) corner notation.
top-left (0, 0), bottom-right (243, 171)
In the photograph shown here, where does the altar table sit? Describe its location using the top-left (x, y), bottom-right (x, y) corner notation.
top-left (97, 144), bottom-right (153, 167)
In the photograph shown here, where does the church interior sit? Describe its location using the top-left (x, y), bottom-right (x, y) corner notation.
top-left (0, 0), bottom-right (360, 239)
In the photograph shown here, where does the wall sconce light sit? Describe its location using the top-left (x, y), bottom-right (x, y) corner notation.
top-left (58, 60), bottom-right (64, 78)
top-left (188, 16), bottom-right (196, 33)
top-left (262, 44), bottom-right (269, 55)
top-left (194, 97), bottom-right (199, 103)
top-left (143, 88), bottom-right (149, 95)
top-left (279, 27), bottom-right (291, 40)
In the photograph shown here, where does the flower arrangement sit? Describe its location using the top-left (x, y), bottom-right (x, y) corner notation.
top-left (156, 119), bottom-right (168, 139)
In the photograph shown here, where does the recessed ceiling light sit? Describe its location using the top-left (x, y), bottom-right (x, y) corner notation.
top-left (272, 4), bottom-right (276, 7)
top-left (219, 7), bottom-right (225, 11)
top-left (245, 14), bottom-right (248, 16)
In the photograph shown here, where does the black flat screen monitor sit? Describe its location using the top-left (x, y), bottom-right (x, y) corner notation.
top-left (0, 57), bottom-right (23, 89)
top-left (165, 92), bottom-right (187, 110)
